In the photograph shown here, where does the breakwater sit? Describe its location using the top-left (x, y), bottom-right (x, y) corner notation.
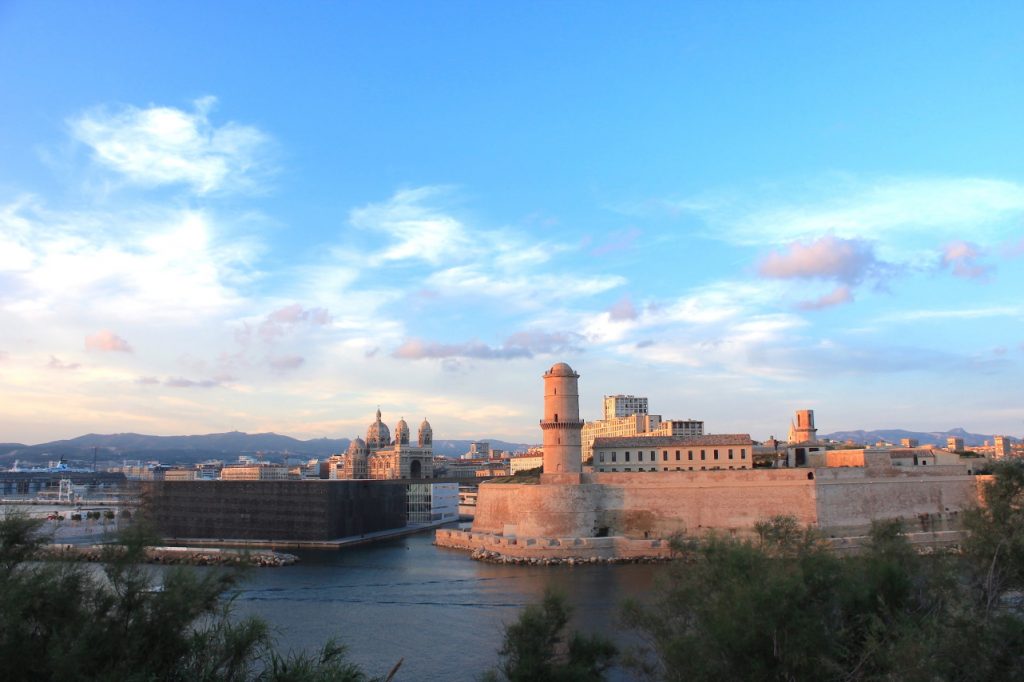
top-left (40, 544), bottom-right (298, 567)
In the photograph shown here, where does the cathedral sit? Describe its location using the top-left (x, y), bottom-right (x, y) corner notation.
top-left (335, 409), bottom-right (434, 480)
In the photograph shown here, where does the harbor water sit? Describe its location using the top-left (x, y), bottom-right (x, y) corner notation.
top-left (228, 529), bottom-right (662, 681)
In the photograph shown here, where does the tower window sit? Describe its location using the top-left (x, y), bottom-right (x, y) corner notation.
top-left (675, 450), bottom-right (680, 460)
top-left (701, 450), bottom-right (706, 460)
top-left (625, 452), bottom-right (630, 462)
top-left (688, 450), bottom-right (693, 460)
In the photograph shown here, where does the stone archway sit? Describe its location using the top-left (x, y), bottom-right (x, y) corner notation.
top-left (410, 459), bottom-right (422, 479)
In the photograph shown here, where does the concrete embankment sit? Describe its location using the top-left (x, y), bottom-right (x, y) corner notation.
top-left (40, 544), bottom-right (298, 567)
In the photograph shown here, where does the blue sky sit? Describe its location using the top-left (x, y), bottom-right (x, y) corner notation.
top-left (1, 1), bottom-right (1022, 444)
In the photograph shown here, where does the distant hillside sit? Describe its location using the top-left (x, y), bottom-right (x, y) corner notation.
top-left (0, 432), bottom-right (532, 467)
top-left (820, 427), bottom-right (1018, 448)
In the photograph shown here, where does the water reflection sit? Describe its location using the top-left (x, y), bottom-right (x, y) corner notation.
top-left (229, 531), bottom-right (660, 681)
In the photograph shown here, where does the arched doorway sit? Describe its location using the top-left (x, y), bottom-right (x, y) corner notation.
top-left (410, 460), bottom-right (422, 479)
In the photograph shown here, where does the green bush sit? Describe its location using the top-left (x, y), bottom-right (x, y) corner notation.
top-left (0, 512), bottom-right (379, 681)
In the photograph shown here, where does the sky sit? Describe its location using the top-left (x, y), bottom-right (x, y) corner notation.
top-left (1, 1), bottom-right (1023, 445)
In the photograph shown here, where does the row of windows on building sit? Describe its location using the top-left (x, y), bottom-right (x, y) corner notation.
top-left (602, 465), bottom-right (748, 471)
top-left (598, 448), bottom-right (747, 463)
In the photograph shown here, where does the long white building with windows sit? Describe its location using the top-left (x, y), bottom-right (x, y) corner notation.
top-left (591, 434), bottom-right (753, 473)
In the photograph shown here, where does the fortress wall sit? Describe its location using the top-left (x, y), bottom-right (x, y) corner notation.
top-left (470, 482), bottom-right (604, 537)
top-left (813, 465), bottom-right (979, 535)
top-left (473, 469), bottom-right (819, 539)
top-left (591, 469), bottom-right (818, 538)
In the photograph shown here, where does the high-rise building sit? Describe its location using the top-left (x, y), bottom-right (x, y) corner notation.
top-left (994, 435), bottom-right (1011, 459)
top-left (467, 441), bottom-right (490, 458)
top-left (582, 415), bottom-right (704, 463)
top-left (603, 395), bottom-right (648, 420)
top-left (947, 437), bottom-right (965, 453)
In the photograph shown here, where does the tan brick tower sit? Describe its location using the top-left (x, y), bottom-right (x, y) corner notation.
top-left (540, 362), bottom-right (584, 476)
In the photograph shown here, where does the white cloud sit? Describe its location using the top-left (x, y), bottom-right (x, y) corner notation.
top-left (0, 201), bottom-right (253, 321)
top-left (426, 266), bottom-right (624, 307)
top-left (879, 306), bottom-right (1024, 322)
top-left (69, 96), bottom-right (270, 194)
top-left (675, 177), bottom-right (1024, 249)
top-left (349, 186), bottom-right (471, 265)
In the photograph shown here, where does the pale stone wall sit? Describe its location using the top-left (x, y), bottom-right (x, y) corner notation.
top-left (473, 469), bottom-right (819, 539)
top-left (813, 465), bottom-right (977, 535)
top-left (472, 466), bottom-right (982, 542)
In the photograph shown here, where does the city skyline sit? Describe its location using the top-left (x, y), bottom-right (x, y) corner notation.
top-left (2, 3), bottom-right (1023, 444)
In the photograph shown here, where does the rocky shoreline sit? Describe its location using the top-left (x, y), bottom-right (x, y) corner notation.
top-left (40, 544), bottom-right (298, 567)
top-left (469, 547), bottom-right (672, 565)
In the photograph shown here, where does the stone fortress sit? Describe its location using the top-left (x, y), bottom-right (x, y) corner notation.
top-left (436, 362), bottom-right (987, 561)
top-left (331, 409), bottom-right (435, 480)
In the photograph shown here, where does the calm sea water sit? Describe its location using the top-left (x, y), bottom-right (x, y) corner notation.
top-left (227, 530), bottom-right (662, 681)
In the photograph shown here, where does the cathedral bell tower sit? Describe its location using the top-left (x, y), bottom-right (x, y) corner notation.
top-left (540, 362), bottom-right (583, 476)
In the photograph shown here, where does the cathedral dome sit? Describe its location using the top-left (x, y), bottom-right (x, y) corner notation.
top-left (366, 408), bottom-right (391, 448)
top-left (346, 437), bottom-right (367, 457)
top-left (395, 418), bottom-right (410, 445)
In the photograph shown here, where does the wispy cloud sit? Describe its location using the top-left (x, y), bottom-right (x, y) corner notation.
top-left (607, 295), bottom-right (638, 321)
top-left (349, 186), bottom-right (470, 265)
top-left (393, 330), bottom-right (583, 361)
top-left (69, 96), bottom-right (271, 194)
top-left (268, 355), bottom-right (305, 370)
top-left (47, 355), bottom-right (80, 371)
top-left (85, 329), bottom-right (133, 353)
top-left (939, 240), bottom-right (992, 280)
top-left (797, 285), bottom-right (853, 311)
top-left (237, 304), bottom-right (331, 343)
top-left (879, 306), bottom-right (1024, 322)
top-left (1003, 236), bottom-right (1024, 258)
top-left (590, 227), bottom-right (641, 256)
top-left (672, 176), bottom-right (1024, 249)
top-left (426, 266), bottom-right (624, 306)
top-left (163, 376), bottom-right (223, 388)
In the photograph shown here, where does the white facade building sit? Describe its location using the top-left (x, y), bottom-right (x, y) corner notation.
top-left (603, 395), bottom-right (649, 420)
top-left (592, 434), bottom-right (753, 472)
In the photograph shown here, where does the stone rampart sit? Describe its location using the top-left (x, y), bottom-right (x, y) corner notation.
top-left (473, 469), bottom-right (819, 539)
top-left (814, 465), bottom-right (977, 536)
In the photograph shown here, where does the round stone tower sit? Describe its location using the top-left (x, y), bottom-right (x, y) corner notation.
top-left (540, 362), bottom-right (583, 475)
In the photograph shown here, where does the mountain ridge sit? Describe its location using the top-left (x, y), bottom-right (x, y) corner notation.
top-left (820, 427), bottom-right (1018, 448)
top-left (0, 431), bottom-right (534, 467)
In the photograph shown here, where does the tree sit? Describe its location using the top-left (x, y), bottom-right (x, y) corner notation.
top-left (622, 512), bottom-right (1024, 681)
top-left (0, 511), bottom-right (377, 681)
top-left (485, 589), bottom-right (617, 681)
